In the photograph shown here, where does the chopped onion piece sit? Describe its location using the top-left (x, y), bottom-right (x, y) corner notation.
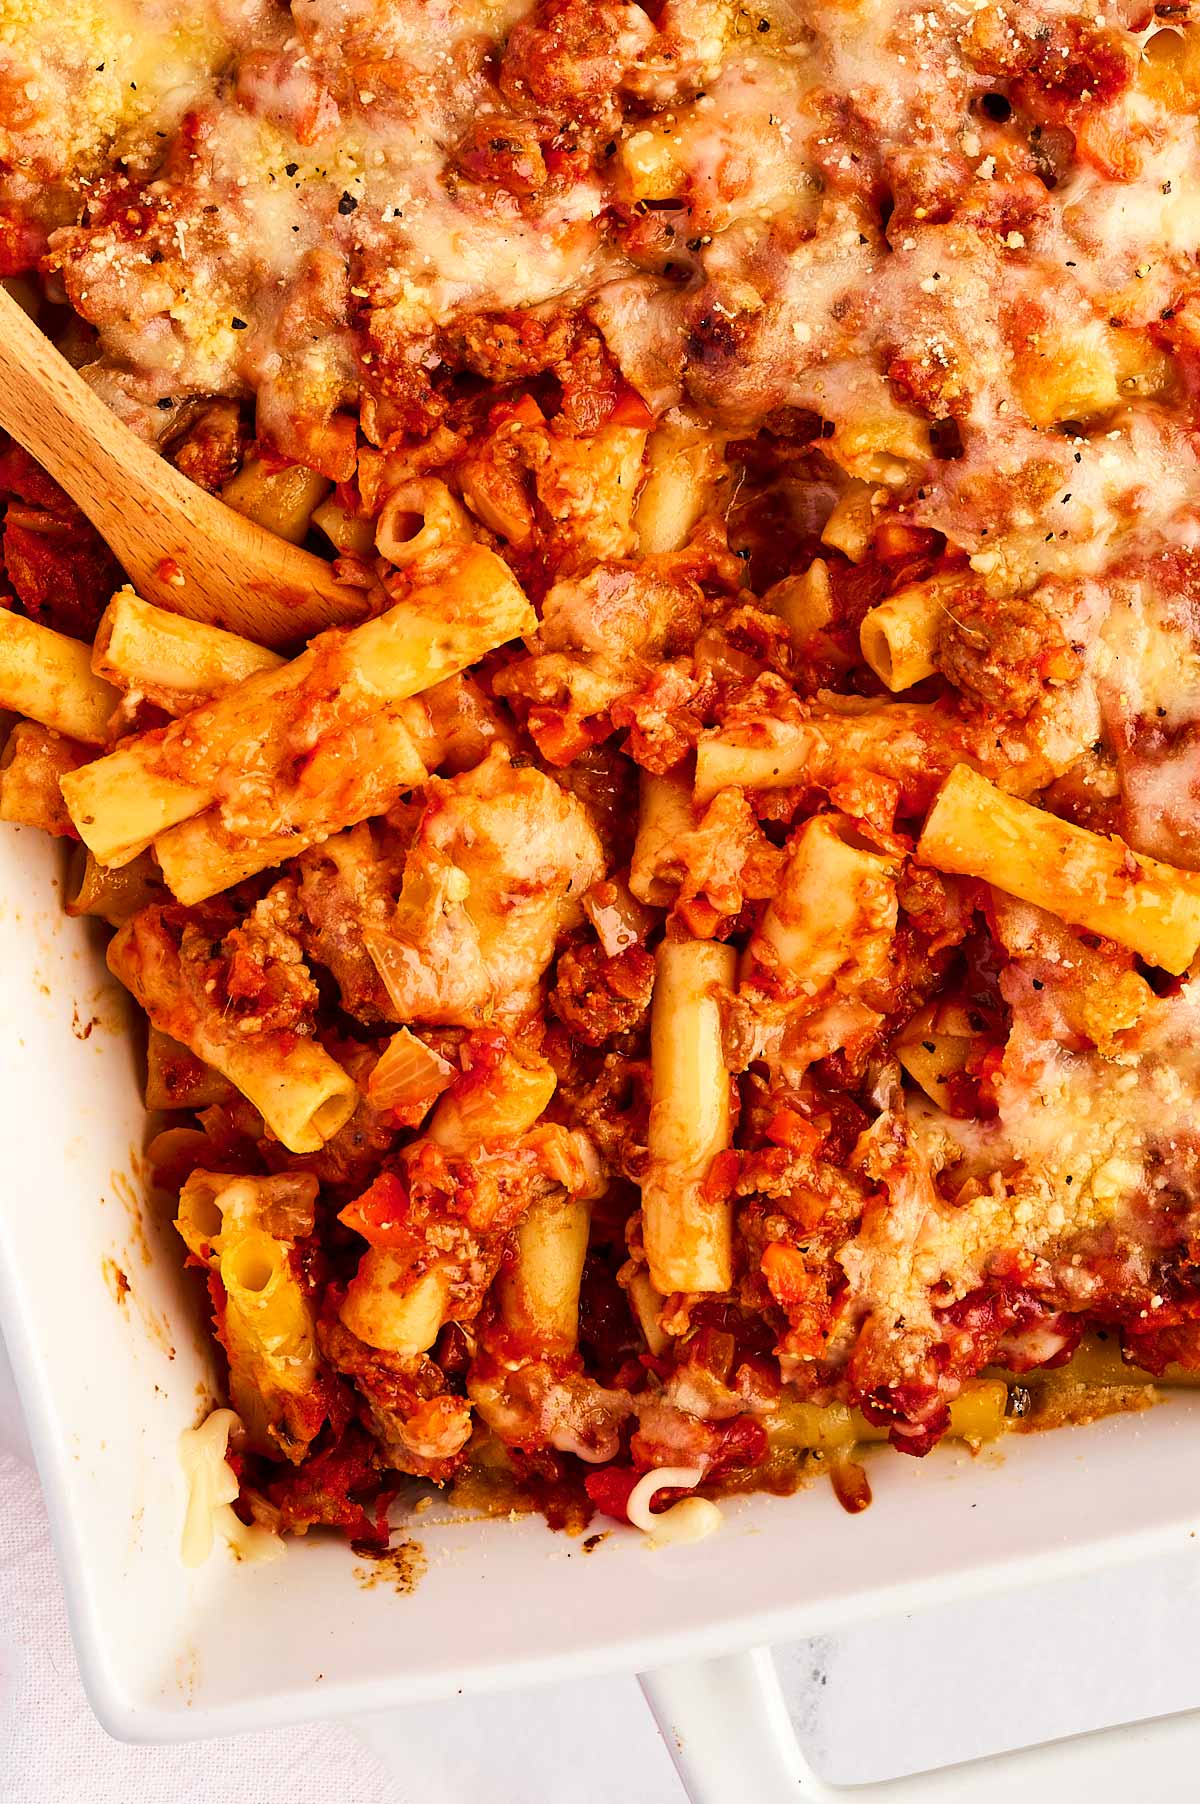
top-left (367, 1028), bottom-right (454, 1125)
top-left (583, 878), bottom-right (656, 957)
top-left (525, 1122), bottom-right (606, 1197)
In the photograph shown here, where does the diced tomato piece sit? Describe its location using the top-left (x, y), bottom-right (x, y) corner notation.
top-left (764, 1107), bottom-right (823, 1155)
top-left (608, 387), bottom-right (655, 429)
top-left (701, 1147), bottom-right (740, 1206)
top-left (761, 1242), bottom-right (825, 1310)
top-left (672, 894), bottom-right (722, 939)
top-left (488, 393), bottom-right (546, 430)
top-left (338, 1171), bottom-right (411, 1247)
top-left (708, 1414), bottom-right (767, 1477)
top-left (526, 705), bottom-right (609, 765)
top-left (583, 1465), bottom-right (644, 1523)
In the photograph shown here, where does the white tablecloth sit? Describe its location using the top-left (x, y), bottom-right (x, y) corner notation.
top-left (5, 1322), bottom-right (1200, 1803)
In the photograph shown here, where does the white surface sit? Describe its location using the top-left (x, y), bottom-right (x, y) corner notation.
top-left (0, 1333), bottom-right (393, 1804)
top-left (5, 1307), bottom-right (1200, 1802)
top-left (789, 1557), bottom-right (1200, 1786)
top-left (643, 1646), bottom-right (1200, 1804)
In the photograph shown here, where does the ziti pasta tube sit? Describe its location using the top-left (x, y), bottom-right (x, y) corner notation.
top-left (175, 1170), bottom-right (319, 1266)
top-left (630, 768), bottom-right (695, 906)
top-left (93, 587), bottom-right (283, 711)
top-left (642, 937), bottom-right (737, 1295)
top-left (108, 907), bottom-right (358, 1153)
top-left (62, 545), bottom-right (536, 866)
top-left (918, 764), bottom-right (1200, 974)
top-left (219, 1228), bottom-right (323, 1458)
top-left (339, 1253), bottom-right (454, 1356)
top-left (65, 845), bottom-right (166, 925)
top-left (493, 1191), bottom-right (591, 1357)
top-left (145, 1028), bottom-right (236, 1111)
top-left (694, 701), bottom-right (946, 806)
top-left (153, 707), bottom-right (427, 904)
top-left (220, 456), bottom-right (331, 545)
top-left (858, 573), bottom-right (968, 692)
top-left (634, 418), bottom-right (722, 556)
top-left (174, 1170), bottom-right (325, 1459)
top-left (746, 812), bottom-right (898, 998)
top-left (766, 1379), bottom-right (1009, 1454)
top-left (0, 611), bottom-right (118, 745)
top-left (342, 1045), bottom-right (561, 1355)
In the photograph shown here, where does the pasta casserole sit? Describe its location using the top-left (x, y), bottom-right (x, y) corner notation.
top-left (4, 0), bottom-right (1200, 1552)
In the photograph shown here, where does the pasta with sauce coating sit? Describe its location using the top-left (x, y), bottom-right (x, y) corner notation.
top-left (8, 0), bottom-right (1200, 1554)
top-left (108, 907), bottom-right (358, 1155)
top-left (62, 547), bottom-right (535, 867)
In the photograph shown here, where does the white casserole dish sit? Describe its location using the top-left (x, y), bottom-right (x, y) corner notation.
top-left (3, 820), bottom-right (1200, 1794)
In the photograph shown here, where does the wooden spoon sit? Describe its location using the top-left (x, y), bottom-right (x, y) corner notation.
top-left (0, 287), bottom-right (369, 649)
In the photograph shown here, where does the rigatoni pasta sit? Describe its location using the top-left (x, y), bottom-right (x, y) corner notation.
top-left (858, 573), bottom-right (969, 692)
top-left (175, 1170), bottom-right (326, 1460)
top-left (340, 1255), bottom-right (453, 1357)
top-left (153, 707), bottom-right (427, 904)
top-left (65, 846), bottom-right (166, 925)
top-left (745, 813), bottom-right (899, 999)
top-left (493, 1192), bottom-right (591, 1357)
top-left (220, 457), bottom-right (331, 545)
top-left (93, 587), bottom-right (283, 711)
top-left (630, 769), bottom-right (695, 906)
top-left (108, 907), bottom-right (358, 1154)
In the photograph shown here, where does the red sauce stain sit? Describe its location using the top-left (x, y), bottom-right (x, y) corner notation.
top-left (70, 1006), bottom-right (98, 1040)
top-left (101, 1257), bottom-right (130, 1308)
top-left (155, 556), bottom-right (186, 588)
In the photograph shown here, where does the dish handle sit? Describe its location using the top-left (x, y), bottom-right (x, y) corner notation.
top-left (639, 1645), bottom-right (1198, 1801)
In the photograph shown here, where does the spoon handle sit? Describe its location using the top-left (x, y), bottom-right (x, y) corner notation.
top-left (0, 287), bottom-right (365, 647)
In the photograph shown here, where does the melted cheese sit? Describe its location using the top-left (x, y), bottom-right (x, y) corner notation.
top-left (622, 53), bottom-right (818, 233)
top-left (15, 0), bottom-right (1200, 579)
top-left (855, 981), bottom-right (1200, 1370)
top-left (0, 0), bottom-right (263, 180)
top-left (179, 1407), bottom-right (283, 1567)
top-left (1057, 135), bottom-right (1200, 319)
top-left (1097, 572), bottom-right (1200, 731)
top-left (13, 0), bottom-right (1200, 1507)
top-left (1079, 559), bottom-right (1200, 865)
top-left (625, 1465), bottom-right (723, 1547)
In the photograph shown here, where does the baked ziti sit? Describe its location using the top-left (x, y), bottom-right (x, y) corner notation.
top-left (2, 0), bottom-right (1200, 1552)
